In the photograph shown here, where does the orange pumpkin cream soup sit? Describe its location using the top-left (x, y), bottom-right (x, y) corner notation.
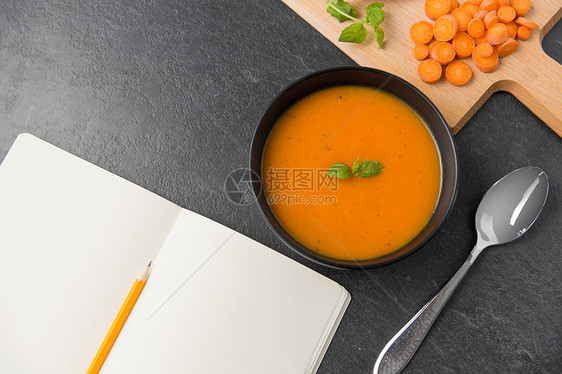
top-left (262, 85), bottom-right (442, 262)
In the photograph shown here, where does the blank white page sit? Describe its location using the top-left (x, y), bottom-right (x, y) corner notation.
top-left (101, 209), bottom-right (350, 374)
top-left (0, 134), bottom-right (181, 373)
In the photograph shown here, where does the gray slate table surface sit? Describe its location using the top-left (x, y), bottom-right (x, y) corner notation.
top-left (0, 1), bottom-right (560, 373)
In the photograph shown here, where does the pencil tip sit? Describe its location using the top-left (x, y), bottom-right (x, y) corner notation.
top-left (148, 261), bottom-right (152, 267)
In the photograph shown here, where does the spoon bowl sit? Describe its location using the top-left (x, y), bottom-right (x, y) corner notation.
top-left (476, 166), bottom-right (549, 247)
top-left (374, 166), bottom-right (549, 374)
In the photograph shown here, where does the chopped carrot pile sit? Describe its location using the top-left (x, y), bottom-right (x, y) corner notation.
top-left (411, 0), bottom-right (538, 85)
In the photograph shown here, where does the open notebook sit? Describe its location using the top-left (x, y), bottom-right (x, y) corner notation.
top-left (0, 134), bottom-right (350, 374)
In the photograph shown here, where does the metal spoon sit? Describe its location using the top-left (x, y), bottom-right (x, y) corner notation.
top-left (373, 166), bottom-right (549, 374)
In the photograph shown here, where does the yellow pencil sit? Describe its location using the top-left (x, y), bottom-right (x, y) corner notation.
top-left (86, 262), bottom-right (152, 374)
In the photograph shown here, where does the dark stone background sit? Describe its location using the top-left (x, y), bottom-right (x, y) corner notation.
top-left (0, 1), bottom-right (560, 373)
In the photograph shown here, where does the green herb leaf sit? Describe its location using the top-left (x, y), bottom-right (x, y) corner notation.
top-left (352, 157), bottom-right (360, 173)
top-left (354, 160), bottom-right (384, 177)
top-left (365, 3), bottom-right (385, 27)
top-left (374, 27), bottom-right (385, 48)
top-left (327, 163), bottom-right (352, 179)
top-left (339, 22), bottom-right (368, 43)
top-left (326, 0), bottom-right (357, 23)
top-left (325, 0), bottom-right (386, 47)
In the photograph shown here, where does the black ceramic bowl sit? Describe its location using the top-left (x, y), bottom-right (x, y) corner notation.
top-left (250, 67), bottom-right (458, 269)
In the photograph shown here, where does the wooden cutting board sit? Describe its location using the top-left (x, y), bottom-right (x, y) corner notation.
top-left (281, 0), bottom-right (562, 136)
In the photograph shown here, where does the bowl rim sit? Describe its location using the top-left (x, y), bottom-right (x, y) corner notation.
top-left (250, 66), bottom-right (459, 269)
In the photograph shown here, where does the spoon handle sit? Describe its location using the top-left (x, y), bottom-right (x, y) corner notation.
top-left (373, 247), bottom-right (480, 374)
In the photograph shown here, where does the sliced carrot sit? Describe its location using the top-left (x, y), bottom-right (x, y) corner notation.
top-left (485, 17), bottom-right (500, 29)
top-left (431, 41), bottom-right (456, 64)
top-left (461, 2), bottom-right (480, 16)
top-left (480, 0), bottom-right (500, 12)
top-left (468, 0), bottom-right (483, 5)
top-left (484, 12), bottom-right (500, 29)
top-left (497, 6), bottom-right (516, 23)
top-left (433, 15), bottom-right (459, 41)
top-left (487, 23), bottom-right (509, 45)
top-left (472, 47), bottom-right (499, 72)
top-left (474, 33), bottom-right (489, 44)
top-left (450, 0), bottom-right (459, 11)
top-left (428, 39), bottom-right (440, 55)
top-left (452, 32), bottom-right (475, 58)
top-left (411, 21), bottom-right (434, 45)
top-left (445, 60), bottom-right (472, 85)
top-left (505, 22), bottom-right (518, 38)
top-left (413, 44), bottom-right (430, 60)
top-left (516, 25), bottom-right (531, 40)
top-left (510, 0), bottom-right (530, 17)
top-left (468, 18), bottom-right (486, 38)
top-left (425, 0), bottom-right (452, 20)
top-left (451, 8), bottom-right (472, 32)
top-left (476, 42), bottom-right (494, 57)
top-left (473, 10), bottom-right (489, 20)
top-left (496, 37), bottom-right (518, 57)
top-left (515, 17), bottom-right (538, 30)
top-left (418, 59), bottom-right (443, 83)
top-left (498, 0), bottom-right (510, 5)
